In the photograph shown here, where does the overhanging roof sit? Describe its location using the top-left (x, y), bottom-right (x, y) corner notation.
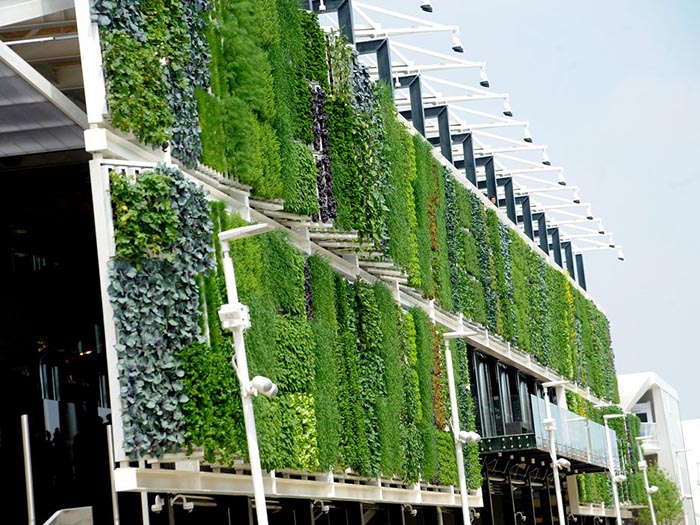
top-left (0, 18), bottom-right (87, 158)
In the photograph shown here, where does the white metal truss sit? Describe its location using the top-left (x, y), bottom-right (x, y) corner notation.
top-left (316, 1), bottom-right (620, 262)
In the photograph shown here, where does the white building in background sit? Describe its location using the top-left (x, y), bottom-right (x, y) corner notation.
top-left (681, 420), bottom-right (700, 523)
top-left (618, 372), bottom-right (695, 525)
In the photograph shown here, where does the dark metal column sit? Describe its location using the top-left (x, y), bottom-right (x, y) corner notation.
top-left (356, 38), bottom-right (391, 85)
top-left (476, 157), bottom-right (497, 204)
top-left (517, 196), bottom-right (534, 240)
top-left (481, 466), bottom-right (496, 525)
top-left (561, 241), bottom-right (574, 277)
top-left (575, 253), bottom-right (587, 290)
top-left (425, 105), bottom-right (451, 162)
top-left (454, 133), bottom-right (477, 186)
top-left (310, 0), bottom-right (354, 43)
top-left (549, 227), bottom-right (562, 267)
top-left (502, 177), bottom-right (516, 224)
top-left (532, 212), bottom-right (548, 254)
top-left (397, 75), bottom-right (425, 136)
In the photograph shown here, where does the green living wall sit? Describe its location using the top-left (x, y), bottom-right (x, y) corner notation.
top-left (98, 0), bottom-right (620, 490)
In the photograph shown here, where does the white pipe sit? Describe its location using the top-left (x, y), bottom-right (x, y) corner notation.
top-left (221, 243), bottom-right (269, 525)
top-left (444, 341), bottom-right (471, 525)
top-left (21, 414), bottom-right (36, 525)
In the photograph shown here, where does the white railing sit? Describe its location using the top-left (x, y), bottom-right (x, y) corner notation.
top-left (639, 422), bottom-right (657, 439)
top-left (531, 395), bottom-right (618, 470)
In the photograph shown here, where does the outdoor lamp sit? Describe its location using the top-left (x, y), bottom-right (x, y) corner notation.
top-left (452, 31), bottom-right (464, 53)
top-left (503, 97), bottom-right (513, 117)
top-left (542, 149), bottom-right (551, 165)
top-left (523, 125), bottom-right (533, 143)
top-left (420, 0), bottom-right (433, 13)
top-left (479, 66), bottom-right (490, 88)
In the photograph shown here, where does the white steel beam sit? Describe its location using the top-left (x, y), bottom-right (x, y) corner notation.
top-left (0, 39), bottom-right (88, 128)
top-left (74, 0), bottom-right (108, 125)
top-left (0, 0), bottom-right (73, 28)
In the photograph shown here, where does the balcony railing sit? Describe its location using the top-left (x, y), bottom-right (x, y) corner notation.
top-left (531, 395), bottom-right (619, 471)
top-left (639, 422), bottom-right (656, 439)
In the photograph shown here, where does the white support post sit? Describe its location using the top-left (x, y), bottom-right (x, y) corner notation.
top-left (636, 438), bottom-right (657, 525)
top-left (218, 223), bottom-right (274, 525)
top-left (604, 414), bottom-right (625, 525)
top-left (74, 0), bottom-right (108, 125)
top-left (89, 157), bottom-right (127, 462)
top-left (21, 414), bottom-right (36, 525)
top-left (444, 340), bottom-right (471, 525)
top-left (542, 380), bottom-right (570, 525)
top-left (220, 242), bottom-right (268, 525)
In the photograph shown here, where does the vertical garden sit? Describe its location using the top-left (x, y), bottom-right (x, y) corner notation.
top-left (96, 0), bottom-right (621, 495)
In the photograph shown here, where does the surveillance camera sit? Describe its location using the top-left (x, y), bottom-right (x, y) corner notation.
top-left (151, 495), bottom-right (164, 514)
top-left (411, 509), bottom-right (418, 517)
top-left (458, 430), bottom-right (482, 444)
top-left (614, 474), bottom-right (627, 483)
top-left (248, 376), bottom-right (278, 397)
top-left (183, 500), bottom-right (194, 512)
top-left (555, 458), bottom-right (571, 470)
top-left (647, 485), bottom-right (659, 494)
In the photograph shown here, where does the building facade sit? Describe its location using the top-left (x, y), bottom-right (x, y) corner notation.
top-left (619, 372), bottom-right (696, 525)
top-left (0, 1), bottom-right (644, 524)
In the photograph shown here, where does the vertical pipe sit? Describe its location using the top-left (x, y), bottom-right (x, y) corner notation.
top-left (444, 341), bottom-right (472, 525)
top-left (21, 414), bottom-right (36, 525)
top-left (106, 425), bottom-right (121, 524)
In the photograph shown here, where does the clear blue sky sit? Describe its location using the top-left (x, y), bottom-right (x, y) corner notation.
top-left (376, 1), bottom-right (700, 418)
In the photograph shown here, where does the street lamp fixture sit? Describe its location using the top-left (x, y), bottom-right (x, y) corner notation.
top-left (603, 413), bottom-right (626, 525)
top-left (443, 337), bottom-right (481, 525)
top-left (218, 221), bottom-right (275, 525)
top-left (541, 380), bottom-right (571, 525)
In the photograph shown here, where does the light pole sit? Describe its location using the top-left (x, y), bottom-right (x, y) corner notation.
top-left (635, 436), bottom-right (658, 525)
top-left (603, 413), bottom-right (626, 525)
top-left (218, 222), bottom-right (276, 525)
top-left (443, 325), bottom-right (481, 525)
top-left (675, 448), bottom-right (693, 525)
top-left (542, 380), bottom-right (571, 525)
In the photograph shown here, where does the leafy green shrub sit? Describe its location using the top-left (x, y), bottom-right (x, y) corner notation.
top-left (108, 165), bottom-right (213, 459)
top-left (307, 256), bottom-right (342, 471)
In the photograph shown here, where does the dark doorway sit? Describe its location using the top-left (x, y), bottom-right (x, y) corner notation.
top-left (0, 152), bottom-right (110, 523)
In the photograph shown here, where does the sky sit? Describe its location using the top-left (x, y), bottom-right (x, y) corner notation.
top-left (373, 1), bottom-right (700, 418)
